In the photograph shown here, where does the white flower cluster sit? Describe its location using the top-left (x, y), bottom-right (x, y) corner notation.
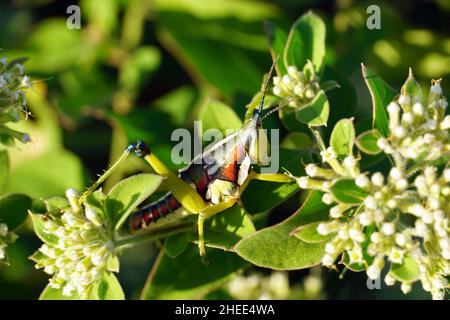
top-left (377, 78), bottom-right (449, 162)
top-left (32, 189), bottom-right (117, 298)
top-left (227, 271), bottom-right (320, 300)
top-left (272, 62), bottom-right (321, 108)
top-left (0, 57), bottom-right (31, 144)
top-left (293, 73), bottom-right (449, 299)
top-left (0, 223), bottom-right (18, 262)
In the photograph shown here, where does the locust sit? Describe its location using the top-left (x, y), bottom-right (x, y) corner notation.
top-left (84, 59), bottom-right (292, 262)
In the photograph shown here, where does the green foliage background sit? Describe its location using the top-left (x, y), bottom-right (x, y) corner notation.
top-left (0, 0), bottom-right (449, 299)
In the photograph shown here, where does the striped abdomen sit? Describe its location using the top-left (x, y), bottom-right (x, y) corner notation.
top-left (130, 192), bottom-right (181, 231)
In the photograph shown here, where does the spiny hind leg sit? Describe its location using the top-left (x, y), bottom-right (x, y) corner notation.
top-left (197, 197), bottom-right (237, 265)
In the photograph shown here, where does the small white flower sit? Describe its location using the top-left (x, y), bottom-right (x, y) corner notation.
top-left (320, 147), bottom-right (337, 163)
top-left (371, 172), bottom-right (384, 187)
top-left (273, 86), bottom-right (281, 96)
top-left (443, 168), bottom-right (450, 182)
top-left (355, 174), bottom-right (370, 188)
top-left (321, 193), bottom-right (334, 205)
top-left (395, 179), bottom-right (408, 191)
top-left (432, 290), bottom-right (445, 300)
top-left (426, 119), bottom-right (437, 130)
top-left (398, 94), bottom-right (411, 105)
top-left (415, 220), bottom-right (428, 237)
top-left (370, 232), bottom-right (382, 244)
top-left (393, 126), bottom-right (406, 138)
top-left (381, 222), bottom-right (395, 236)
top-left (388, 247), bottom-right (404, 264)
top-left (359, 211), bottom-right (373, 226)
top-left (349, 228), bottom-right (365, 243)
top-left (322, 254), bottom-right (335, 267)
top-left (297, 177), bottom-right (309, 189)
top-left (317, 223), bottom-right (330, 235)
top-left (364, 196), bottom-right (378, 210)
top-left (387, 102), bottom-right (400, 114)
top-left (348, 247), bottom-right (364, 263)
top-left (305, 164), bottom-right (318, 177)
top-left (0, 223), bottom-right (8, 237)
top-left (389, 167), bottom-right (402, 180)
top-left (401, 282), bottom-right (412, 294)
top-left (395, 233), bottom-right (407, 247)
top-left (412, 102), bottom-right (424, 115)
top-left (440, 115), bottom-right (450, 130)
top-left (343, 155), bottom-right (357, 169)
top-left (325, 242), bottom-right (337, 254)
top-left (366, 264), bottom-right (381, 280)
top-left (330, 205), bottom-right (343, 218)
top-left (430, 83), bottom-right (442, 95)
top-left (384, 273), bottom-right (395, 286)
top-left (287, 66), bottom-right (298, 78)
top-left (402, 112), bottom-right (414, 124)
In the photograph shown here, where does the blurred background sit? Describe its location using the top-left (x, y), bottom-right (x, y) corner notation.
top-left (0, 0), bottom-right (448, 299)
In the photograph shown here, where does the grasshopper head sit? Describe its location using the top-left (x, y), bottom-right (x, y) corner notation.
top-left (238, 115), bottom-right (270, 166)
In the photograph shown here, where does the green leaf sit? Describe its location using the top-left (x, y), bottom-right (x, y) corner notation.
top-left (295, 90), bottom-right (330, 127)
top-left (105, 173), bottom-right (164, 230)
top-left (263, 20), bottom-right (287, 75)
top-left (5, 150), bottom-right (85, 199)
top-left (29, 212), bottom-right (59, 246)
top-left (0, 194), bottom-right (32, 230)
top-left (0, 151), bottom-right (9, 193)
top-left (281, 132), bottom-right (313, 150)
top-left (330, 179), bottom-right (368, 204)
top-left (323, 66), bottom-right (357, 130)
top-left (400, 68), bottom-right (422, 98)
top-left (330, 118), bottom-right (355, 158)
top-left (39, 285), bottom-right (79, 300)
top-left (356, 129), bottom-right (382, 155)
top-left (165, 232), bottom-right (190, 258)
top-left (119, 46), bottom-right (161, 92)
top-left (43, 197), bottom-right (69, 212)
top-left (292, 222), bottom-right (331, 243)
top-left (85, 190), bottom-right (107, 221)
top-left (235, 191), bottom-right (331, 270)
top-left (390, 256), bottom-right (420, 282)
top-left (284, 12), bottom-right (326, 74)
top-left (90, 272), bottom-right (125, 300)
top-left (199, 98), bottom-right (242, 136)
top-left (23, 18), bottom-right (83, 73)
top-left (106, 255), bottom-right (120, 273)
top-left (141, 244), bottom-right (247, 299)
top-left (202, 205), bottom-right (256, 251)
top-left (321, 80), bottom-right (340, 91)
top-left (81, 0), bottom-right (118, 34)
top-left (158, 21), bottom-right (263, 98)
top-left (361, 64), bottom-right (397, 137)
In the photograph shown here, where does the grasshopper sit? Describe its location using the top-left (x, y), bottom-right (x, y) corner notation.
top-left (86, 60), bottom-right (292, 262)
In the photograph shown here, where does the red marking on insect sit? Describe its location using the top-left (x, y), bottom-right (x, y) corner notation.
top-left (143, 211), bottom-right (152, 225)
top-left (160, 204), bottom-right (170, 216)
top-left (152, 207), bottom-right (160, 221)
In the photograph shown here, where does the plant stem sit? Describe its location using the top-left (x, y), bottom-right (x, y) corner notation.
top-left (113, 222), bottom-right (194, 250)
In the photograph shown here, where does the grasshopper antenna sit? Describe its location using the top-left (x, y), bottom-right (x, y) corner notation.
top-left (257, 56), bottom-right (279, 121)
